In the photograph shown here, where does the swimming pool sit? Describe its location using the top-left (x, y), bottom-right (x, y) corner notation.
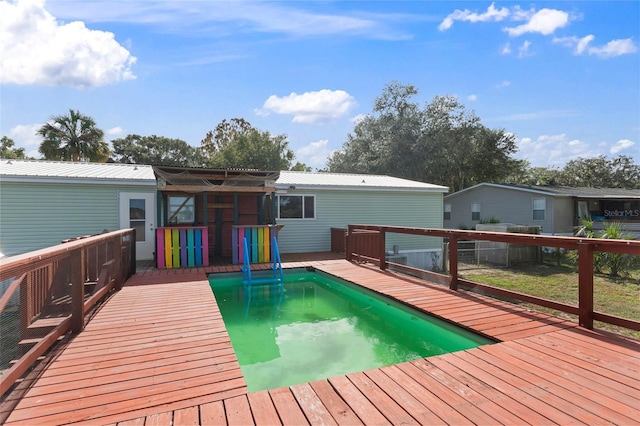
top-left (208, 268), bottom-right (493, 392)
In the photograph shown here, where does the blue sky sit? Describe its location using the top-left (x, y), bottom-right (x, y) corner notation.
top-left (1, 0), bottom-right (638, 171)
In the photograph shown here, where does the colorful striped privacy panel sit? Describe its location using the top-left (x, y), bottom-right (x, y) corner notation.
top-left (156, 226), bottom-right (209, 269)
top-left (231, 225), bottom-right (279, 264)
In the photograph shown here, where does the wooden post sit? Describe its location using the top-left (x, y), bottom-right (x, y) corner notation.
top-left (71, 247), bottom-right (86, 333)
top-left (578, 241), bottom-right (594, 329)
top-left (379, 229), bottom-right (386, 271)
top-left (346, 225), bottom-right (353, 262)
top-left (115, 233), bottom-right (130, 290)
top-left (19, 274), bottom-right (29, 340)
top-left (448, 237), bottom-right (459, 291)
top-left (128, 229), bottom-right (136, 279)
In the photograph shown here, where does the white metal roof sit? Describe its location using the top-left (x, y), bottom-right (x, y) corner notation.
top-left (276, 171), bottom-right (448, 193)
top-left (0, 159), bottom-right (156, 185)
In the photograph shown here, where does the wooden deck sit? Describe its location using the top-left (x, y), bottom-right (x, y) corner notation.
top-left (2, 257), bottom-right (639, 425)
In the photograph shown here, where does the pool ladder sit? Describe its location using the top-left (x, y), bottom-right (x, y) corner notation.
top-left (241, 236), bottom-right (284, 286)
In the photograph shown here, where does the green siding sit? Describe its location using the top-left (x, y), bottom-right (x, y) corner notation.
top-left (0, 181), bottom-right (153, 257)
top-left (276, 190), bottom-right (444, 254)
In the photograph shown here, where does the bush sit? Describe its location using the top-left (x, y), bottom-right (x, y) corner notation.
top-left (575, 220), bottom-right (639, 277)
top-left (596, 222), bottom-right (638, 277)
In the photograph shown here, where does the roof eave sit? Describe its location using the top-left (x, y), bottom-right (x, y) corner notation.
top-left (0, 176), bottom-right (157, 186)
top-left (275, 184), bottom-right (448, 193)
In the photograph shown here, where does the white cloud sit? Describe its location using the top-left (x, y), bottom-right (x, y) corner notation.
top-left (553, 35), bottom-right (637, 58)
top-left (504, 8), bottom-right (569, 36)
top-left (46, 1), bottom-right (411, 41)
top-left (439, 2), bottom-right (509, 31)
top-left (7, 123), bottom-right (43, 158)
top-left (0, 0), bottom-right (136, 88)
top-left (106, 126), bottom-right (123, 136)
top-left (350, 114), bottom-right (367, 124)
top-left (501, 43), bottom-right (511, 55)
top-left (256, 89), bottom-right (356, 124)
top-left (518, 40), bottom-right (533, 57)
top-left (296, 139), bottom-right (333, 169)
top-left (588, 38), bottom-right (638, 58)
top-left (497, 80), bottom-right (512, 88)
top-left (467, 94), bottom-right (477, 102)
top-left (517, 133), bottom-right (602, 167)
top-left (610, 139), bottom-right (635, 154)
top-left (574, 35), bottom-right (595, 55)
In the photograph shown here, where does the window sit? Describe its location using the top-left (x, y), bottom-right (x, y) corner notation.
top-left (278, 195), bottom-right (315, 219)
top-left (533, 198), bottom-right (546, 220)
top-left (129, 199), bottom-right (147, 242)
top-left (168, 195), bottom-right (195, 224)
top-left (444, 204), bottom-right (451, 220)
top-left (471, 202), bottom-right (480, 221)
top-left (577, 201), bottom-right (589, 219)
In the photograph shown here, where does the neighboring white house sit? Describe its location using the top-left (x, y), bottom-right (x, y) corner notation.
top-left (275, 171), bottom-right (449, 269)
top-left (0, 159), bottom-right (157, 259)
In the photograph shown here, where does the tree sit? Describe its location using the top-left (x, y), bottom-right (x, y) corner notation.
top-left (558, 155), bottom-right (640, 188)
top-left (508, 163), bottom-right (563, 186)
top-left (290, 162), bottom-right (312, 172)
top-left (1, 136), bottom-right (29, 159)
top-left (111, 134), bottom-right (208, 167)
top-left (37, 109), bottom-right (109, 162)
top-left (201, 118), bottom-right (253, 158)
top-left (208, 129), bottom-right (295, 170)
top-left (201, 119), bottom-right (299, 170)
top-left (508, 155), bottom-right (640, 188)
top-left (326, 82), bottom-right (523, 191)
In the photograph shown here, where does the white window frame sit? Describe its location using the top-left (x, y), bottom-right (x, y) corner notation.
top-left (277, 194), bottom-right (316, 220)
top-left (471, 202), bottom-right (481, 221)
top-left (533, 198), bottom-right (546, 221)
top-left (167, 195), bottom-right (195, 225)
top-left (444, 203), bottom-right (451, 220)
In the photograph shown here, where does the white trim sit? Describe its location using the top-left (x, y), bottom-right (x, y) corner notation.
top-left (277, 193), bottom-right (316, 220)
top-left (275, 185), bottom-right (448, 193)
top-left (1, 176), bottom-right (156, 186)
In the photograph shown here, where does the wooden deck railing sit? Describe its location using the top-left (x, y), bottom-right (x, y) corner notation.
top-left (0, 229), bottom-right (136, 397)
top-left (346, 224), bottom-right (640, 332)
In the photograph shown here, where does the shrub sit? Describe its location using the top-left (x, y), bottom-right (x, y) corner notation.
top-left (479, 216), bottom-right (501, 224)
top-left (597, 222), bottom-right (638, 277)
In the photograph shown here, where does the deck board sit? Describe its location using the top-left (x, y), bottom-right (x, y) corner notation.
top-left (2, 258), bottom-right (639, 425)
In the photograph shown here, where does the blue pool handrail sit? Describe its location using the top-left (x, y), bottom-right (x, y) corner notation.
top-left (241, 237), bottom-right (252, 285)
top-left (242, 236), bottom-right (283, 287)
top-left (271, 236), bottom-right (284, 284)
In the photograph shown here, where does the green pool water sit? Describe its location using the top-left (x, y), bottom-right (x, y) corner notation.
top-left (208, 268), bottom-right (493, 392)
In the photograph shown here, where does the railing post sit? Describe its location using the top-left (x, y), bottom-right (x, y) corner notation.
top-left (346, 225), bottom-right (353, 262)
top-left (578, 241), bottom-right (594, 329)
top-left (71, 247), bottom-right (86, 333)
top-left (448, 236), bottom-right (459, 291)
top-left (114, 235), bottom-right (125, 291)
top-left (379, 229), bottom-right (386, 271)
top-left (129, 228), bottom-right (137, 278)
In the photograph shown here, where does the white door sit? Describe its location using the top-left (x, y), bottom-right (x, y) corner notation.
top-left (119, 192), bottom-right (156, 260)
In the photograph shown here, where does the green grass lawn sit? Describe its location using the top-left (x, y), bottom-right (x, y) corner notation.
top-left (460, 258), bottom-right (640, 339)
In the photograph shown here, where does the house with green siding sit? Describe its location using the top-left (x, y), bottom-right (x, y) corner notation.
top-left (0, 159), bottom-right (157, 259)
top-left (1, 160), bottom-right (449, 268)
top-left (275, 171), bottom-right (448, 269)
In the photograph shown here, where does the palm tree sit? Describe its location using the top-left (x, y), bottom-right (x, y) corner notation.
top-left (38, 109), bottom-right (110, 162)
